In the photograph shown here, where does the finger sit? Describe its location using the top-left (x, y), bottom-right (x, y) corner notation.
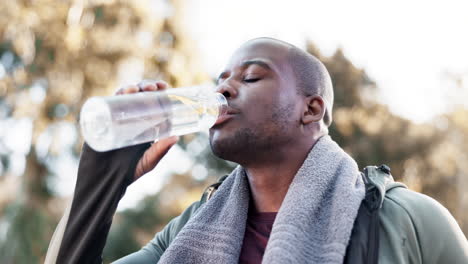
top-left (156, 81), bottom-right (169, 90)
top-left (138, 80), bottom-right (169, 92)
top-left (116, 84), bottom-right (136, 95)
top-left (134, 136), bottom-right (179, 180)
top-left (141, 84), bottom-right (158, 92)
top-left (122, 85), bottom-right (139, 94)
top-left (116, 84), bottom-right (139, 95)
top-left (144, 136), bottom-right (179, 167)
top-left (137, 80), bottom-right (157, 92)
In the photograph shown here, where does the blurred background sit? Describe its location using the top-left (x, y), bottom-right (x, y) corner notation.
top-left (0, 0), bottom-right (467, 263)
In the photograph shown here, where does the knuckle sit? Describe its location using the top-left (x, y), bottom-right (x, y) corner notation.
top-left (125, 85), bottom-right (139, 93)
top-left (138, 79), bottom-right (156, 88)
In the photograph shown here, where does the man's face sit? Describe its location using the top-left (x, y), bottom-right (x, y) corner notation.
top-left (209, 39), bottom-right (303, 163)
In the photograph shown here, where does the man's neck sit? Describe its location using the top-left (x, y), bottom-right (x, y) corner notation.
top-left (245, 164), bottom-right (298, 213)
top-left (243, 137), bottom-right (321, 213)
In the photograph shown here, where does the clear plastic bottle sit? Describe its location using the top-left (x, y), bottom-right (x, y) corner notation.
top-left (80, 86), bottom-right (227, 152)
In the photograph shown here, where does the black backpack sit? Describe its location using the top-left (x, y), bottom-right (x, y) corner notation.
top-left (343, 164), bottom-right (404, 264)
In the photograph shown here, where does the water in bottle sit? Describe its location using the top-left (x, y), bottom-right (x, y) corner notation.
top-left (80, 86), bottom-right (227, 151)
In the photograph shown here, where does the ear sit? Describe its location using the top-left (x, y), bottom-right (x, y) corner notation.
top-left (301, 95), bottom-right (325, 125)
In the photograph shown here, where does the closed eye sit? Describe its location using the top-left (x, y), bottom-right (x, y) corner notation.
top-left (243, 78), bottom-right (260, 83)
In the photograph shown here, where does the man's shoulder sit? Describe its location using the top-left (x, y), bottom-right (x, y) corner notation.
top-left (380, 184), bottom-right (468, 263)
top-left (363, 165), bottom-right (451, 222)
top-left (384, 185), bottom-right (452, 224)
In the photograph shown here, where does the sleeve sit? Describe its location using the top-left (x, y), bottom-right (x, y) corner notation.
top-left (113, 201), bottom-right (202, 263)
top-left (387, 188), bottom-right (468, 264)
top-left (411, 193), bottom-right (468, 263)
top-left (45, 142), bottom-right (150, 264)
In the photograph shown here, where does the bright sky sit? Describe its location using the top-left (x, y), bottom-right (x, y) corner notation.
top-left (184, 0), bottom-right (468, 123)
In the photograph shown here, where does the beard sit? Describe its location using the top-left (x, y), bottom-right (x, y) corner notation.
top-left (209, 101), bottom-right (297, 165)
top-left (210, 126), bottom-right (264, 163)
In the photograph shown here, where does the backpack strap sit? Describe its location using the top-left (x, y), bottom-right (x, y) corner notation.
top-left (363, 165), bottom-right (407, 209)
top-left (363, 165), bottom-right (391, 264)
top-left (354, 164), bottom-right (406, 263)
top-left (200, 175), bottom-right (229, 204)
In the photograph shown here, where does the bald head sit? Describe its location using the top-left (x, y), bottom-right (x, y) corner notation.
top-left (242, 38), bottom-right (334, 126)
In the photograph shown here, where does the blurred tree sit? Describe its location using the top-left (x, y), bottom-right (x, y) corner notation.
top-left (307, 43), bottom-right (440, 179)
top-left (103, 194), bottom-right (173, 261)
top-left (0, 0), bottom-right (209, 262)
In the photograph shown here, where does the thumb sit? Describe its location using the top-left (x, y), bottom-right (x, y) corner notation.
top-left (134, 136), bottom-right (179, 180)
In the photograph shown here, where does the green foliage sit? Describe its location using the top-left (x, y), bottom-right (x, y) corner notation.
top-left (0, 201), bottom-right (56, 263)
top-left (103, 195), bottom-right (174, 262)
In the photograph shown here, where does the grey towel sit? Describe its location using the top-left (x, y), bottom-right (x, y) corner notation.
top-left (158, 135), bottom-right (365, 264)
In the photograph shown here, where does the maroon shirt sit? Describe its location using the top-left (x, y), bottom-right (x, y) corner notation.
top-left (238, 208), bottom-right (277, 264)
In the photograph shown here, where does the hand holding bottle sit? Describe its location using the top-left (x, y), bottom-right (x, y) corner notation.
top-left (115, 80), bottom-right (179, 181)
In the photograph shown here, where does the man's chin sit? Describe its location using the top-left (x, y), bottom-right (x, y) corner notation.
top-left (208, 127), bottom-right (229, 147)
top-left (208, 127), bottom-right (255, 164)
top-left (208, 134), bottom-right (225, 158)
top-left (209, 133), bottom-right (237, 161)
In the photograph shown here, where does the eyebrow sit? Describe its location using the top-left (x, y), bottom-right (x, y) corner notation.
top-left (216, 59), bottom-right (272, 84)
top-left (240, 59), bottom-right (272, 71)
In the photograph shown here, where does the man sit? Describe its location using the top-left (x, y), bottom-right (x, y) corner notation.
top-left (46, 38), bottom-right (468, 263)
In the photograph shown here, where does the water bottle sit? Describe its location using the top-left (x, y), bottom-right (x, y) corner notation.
top-left (79, 86), bottom-right (227, 152)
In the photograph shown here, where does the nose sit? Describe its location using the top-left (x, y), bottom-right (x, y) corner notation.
top-left (215, 81), bottom-right (238, 99)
